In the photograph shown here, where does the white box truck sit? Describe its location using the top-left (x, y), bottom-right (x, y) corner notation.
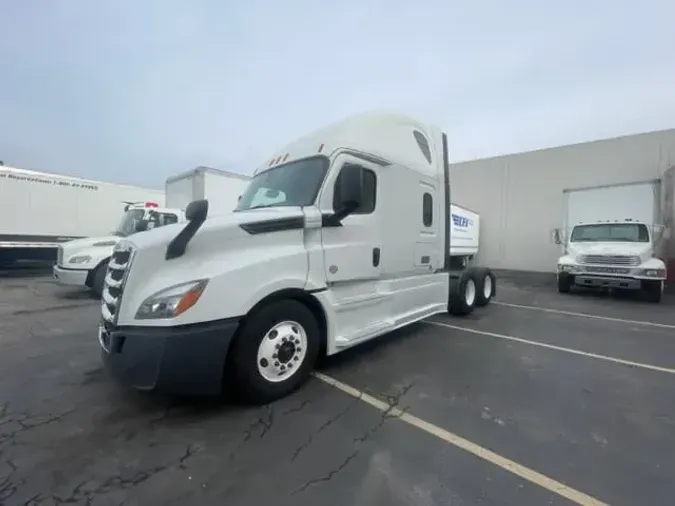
top-left (555, 180), bottom-right (670, 302)
top-left (0, 165), bottom-right (164, 267)
top-left (54, 166), bottom-right (251, 297)
top-left (96, 111), bottom-right (497, 403)
top-left (165, 166), bottom-right (252, 217)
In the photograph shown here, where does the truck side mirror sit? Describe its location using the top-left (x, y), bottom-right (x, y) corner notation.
top-left (186, 199), bottom-right (209, 222)
top-left (551, 228), bottom-right (563, 245)
top-left (135, 219), bottom-right (149, 232)
top-left (327, 164), bottom-right (364, 226)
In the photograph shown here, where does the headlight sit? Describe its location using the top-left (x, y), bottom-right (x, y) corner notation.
top-left (68, 255), bottom-right (92, 264)
top-left (93, 241), bottom-right (117, 247)
top-left (558, 264), bottom-right (579, 274)
top-left (638, 268), bottom-right (665, 278)
top-left (135, 280), bottom-right (208, 320)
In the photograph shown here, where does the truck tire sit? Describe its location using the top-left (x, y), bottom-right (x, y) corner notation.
top-left (91, 261), bottom-right (109, 299)
top-left (230, 299), bottom-right (320, 404)
top-left (448, 271), bottom-right (476, 316)
top-left (642, 280), bottom-right (663, 303)
top-left (473, 267), bottom-right (496, 307)
top-left (557, 273), bottom-right (572, 294)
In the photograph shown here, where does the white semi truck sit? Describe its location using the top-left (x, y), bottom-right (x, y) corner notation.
top-left (96, 112), bottom-right (496, 403)
top-left (0, 165), bottom-right (164, 267)
top-left (555, 180), bottom-right (670, 302)
top-left (54, 166), bottom-right (251, 297)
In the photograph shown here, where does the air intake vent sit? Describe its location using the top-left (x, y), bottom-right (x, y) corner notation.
top-left (578, 255), bottom-right (640, 266)
top-left (101, 243), bottom-right (134, 324)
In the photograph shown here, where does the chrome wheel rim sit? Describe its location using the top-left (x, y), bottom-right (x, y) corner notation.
top-left (465, 278), bottom-right (476, 306)
top-left (483, 275), bottom-right (492, 299)
top-left (256, 320), bottom-right (308, 383)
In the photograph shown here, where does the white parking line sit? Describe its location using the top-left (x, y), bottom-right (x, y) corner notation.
top-left (313, 372), bottom-right (608, 506)
top-left (426, 320), bottom-right (675, 375)
top-left (493, 301), bottom-right (675, 330)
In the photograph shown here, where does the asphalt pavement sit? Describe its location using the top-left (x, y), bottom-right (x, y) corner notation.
top-left (2, 267), bottom-right (675, 505)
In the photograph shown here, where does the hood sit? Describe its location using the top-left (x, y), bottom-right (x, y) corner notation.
top-left (58, 235), bottom-right (121, 265)
top-left (127, 206), bottom-right (305, 251)
top-left (62, 235), bottom-right (120, 250)
top-left (568, 241), bottom-right (653, 262)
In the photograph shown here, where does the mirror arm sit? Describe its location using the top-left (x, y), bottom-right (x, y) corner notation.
top-left (325, 201), bottom-right (358, 226)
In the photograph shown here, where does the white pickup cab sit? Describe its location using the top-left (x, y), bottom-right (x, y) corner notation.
top-left (96, 112), bottom-right (497, 402)
top-left (53, 202), bottom-right (184, 296)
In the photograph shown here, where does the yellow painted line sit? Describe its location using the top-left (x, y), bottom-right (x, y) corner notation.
top-left (313, 372), bottom-right (608, 506)
top-left (426, 320), bottom-right (675, 375)
top-left (493, 301), bottom-right (675, 330)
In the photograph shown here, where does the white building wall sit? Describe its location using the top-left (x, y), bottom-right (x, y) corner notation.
top-left (450, 128), bottom-right (675, 273)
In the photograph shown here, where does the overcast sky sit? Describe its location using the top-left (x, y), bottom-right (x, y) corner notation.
top-left (1, 0), bottom-right (674, 187)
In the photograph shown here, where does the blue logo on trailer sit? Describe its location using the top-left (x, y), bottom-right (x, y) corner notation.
top-left (452, 213), bottom-right (473, 228)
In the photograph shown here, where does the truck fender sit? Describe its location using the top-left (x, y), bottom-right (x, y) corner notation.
top-left (237, 287), bottom-right (329, 356)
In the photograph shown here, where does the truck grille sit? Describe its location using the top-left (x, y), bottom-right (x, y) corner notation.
top-left (101, 243), bottom-right (134, 324)
top-left (578, 254), bottom-right (640, 266)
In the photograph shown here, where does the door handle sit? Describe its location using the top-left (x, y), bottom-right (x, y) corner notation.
top-left (372, 247), bottom-right (381, 267)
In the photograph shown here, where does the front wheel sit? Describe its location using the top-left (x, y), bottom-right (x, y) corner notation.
top-left (557, 273), bottom-right (572, 293)
top-left (230, 299), bottom-right (320, 404)
top-left (91, 261), bottom-right (109, 298)
top-left (642, 280), bottom-right (663, 303)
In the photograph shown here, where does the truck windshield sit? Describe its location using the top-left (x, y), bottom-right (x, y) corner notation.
top-left (235, 156), bottom-right (329, 211)
top-left (570, 223), bottom-right (650, 243)
top-left (112, 209), bottom-right (145, 237)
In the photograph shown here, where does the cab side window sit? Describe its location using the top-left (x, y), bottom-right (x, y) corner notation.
top-left (422, 193), bottom-right (433, 227)
top-left (162, 213), bottom-right (179, 226)
top-left (333, 164), bottom-right (377, 214)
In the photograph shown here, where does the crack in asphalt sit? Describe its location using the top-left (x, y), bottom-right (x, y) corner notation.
top-left (291, 382), bottom-right (415, 495)
top-left (0, 458), bottom-right (23, 504)
top-left (0, 404), bottom-right (75, 503)
top-left (227, 404), bottom-right (276, 466)
top-left (0, 408), bottom-right (75, 446)
top-left (290, 393), bottom-right (362, 463)
top-left (0, 379), bottom-right (414, 502)
top-left (281, 399), bottom-right (312, 417)
top-left (48, 444), bottom-right (199, 505)
top-left (7, 398), bottom-right (313, 503)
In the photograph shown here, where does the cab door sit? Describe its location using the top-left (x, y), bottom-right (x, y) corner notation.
top-left (319, 153), bottom-right (389, 345)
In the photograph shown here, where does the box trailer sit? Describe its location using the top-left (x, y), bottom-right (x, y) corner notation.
top-left (0, 165), bottom-right (164, 266)
top-left (450, 203), bottom-right (479, 259)
top-left (165, 166), bottom-right (251, 216)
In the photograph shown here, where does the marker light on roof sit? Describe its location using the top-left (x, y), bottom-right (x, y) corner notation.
top-left (145, 202), bottom-right (159, 208)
